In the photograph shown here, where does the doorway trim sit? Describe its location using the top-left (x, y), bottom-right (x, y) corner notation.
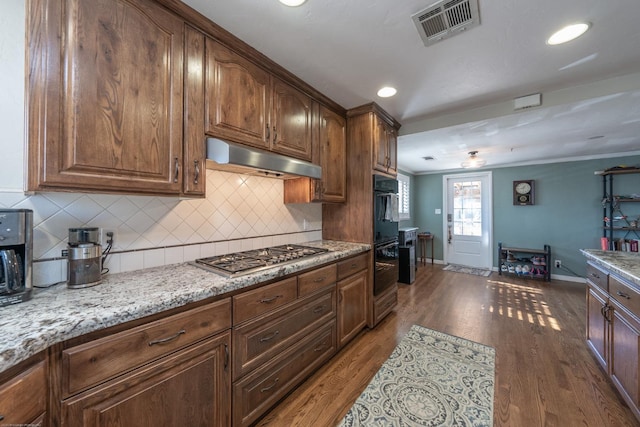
top-left (442, 171), bottom-right (493, 269)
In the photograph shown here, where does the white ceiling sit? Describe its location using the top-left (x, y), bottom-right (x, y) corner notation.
top-left (182, 0), bottom-right (640, 174)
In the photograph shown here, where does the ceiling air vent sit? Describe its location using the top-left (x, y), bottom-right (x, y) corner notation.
top-left (412, 0), bottom-right (480, 46)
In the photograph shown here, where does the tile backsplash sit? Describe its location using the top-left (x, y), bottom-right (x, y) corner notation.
top-left (0, 171), bottom-right (322, 287)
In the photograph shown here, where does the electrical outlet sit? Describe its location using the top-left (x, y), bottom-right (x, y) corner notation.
top-left (100, 229), bottom-right (115, 247)
top-left (555, 260), bottom-right (561, 268)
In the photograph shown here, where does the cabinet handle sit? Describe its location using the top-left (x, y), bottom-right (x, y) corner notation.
top-left (273, 126), bottom-right (277, 143)
top-left (173, 158), bottom-right (179, 183)
top-left (0, 415), bottom-right (4, 421)
top-left (313, 276), bottom-right (326, 283)
top-left (266, 124), bottom-right (270, 141)
top-left (605, 305), bottom-right (613, 322)
top-left (259, 295), bottom-right (282, 304)
top-left (260, 378), bottom-right (279, 393)
top-left (193, 160), bottom-right (200, 185)
top-left (589, 272), bottom-right (600, 279)
top-left (224, 343), bottom-right (229, 371)
top-left (313, 305), bottom-right (326, 314)
top-left (148, 329), bottom-right (186, 346)
top-left (314, 343), bottom-right (328, 352)
top-left (616, 290), bottom-right (631, 299)
top-left (260, 330), bottom-right (280, 342)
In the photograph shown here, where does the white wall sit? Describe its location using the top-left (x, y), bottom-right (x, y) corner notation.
top-left (0, 2), bottom-right (322, 287)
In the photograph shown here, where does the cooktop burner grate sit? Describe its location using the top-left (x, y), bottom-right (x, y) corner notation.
top-left (194, 244), bottom-right (328, 277)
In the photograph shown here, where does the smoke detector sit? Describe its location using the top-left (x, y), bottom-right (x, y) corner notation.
top-left (412, 0), bottom-right (480, 46)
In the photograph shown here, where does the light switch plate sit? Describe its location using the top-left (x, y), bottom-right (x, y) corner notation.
top-left (435, 209), bottom-right (442, 214)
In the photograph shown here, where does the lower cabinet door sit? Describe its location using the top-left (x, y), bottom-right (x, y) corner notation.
top-left (337, 269), bottom-right (367, 348)
top-left (611, 302), bottom-right (640, 413)
top-left (62, 332), bottom-right (231, 427)
top-left (586, 285), bottom-right (609, 370)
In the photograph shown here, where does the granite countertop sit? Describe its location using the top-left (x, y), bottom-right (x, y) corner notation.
top-left (580, 249), bottom-right (640, 287)
top-left (0, 240), bottom-right (370, 374)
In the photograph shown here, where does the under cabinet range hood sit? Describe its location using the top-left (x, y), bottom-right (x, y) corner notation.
top-left (205, 138), bottom-right (322, 179)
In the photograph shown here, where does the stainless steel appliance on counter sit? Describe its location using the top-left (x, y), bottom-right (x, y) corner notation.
top-left (193, 244), bottom-right (329, 277)
top-left (66, 227), bottom-right (102, 288)
top-left (0, 209), bottom-right (33, 307)
top-left (399, 227), bottom-right (419, 284)
top-left (374, 174), bottom-right (399, 295)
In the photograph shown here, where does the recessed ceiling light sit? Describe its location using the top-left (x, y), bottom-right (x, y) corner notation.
top-left (377, 87), bottom-right (397, 98)
top-left (547, 23), bottom-right (590, 45)
top-left (279, 0), bottom-right (307, 6)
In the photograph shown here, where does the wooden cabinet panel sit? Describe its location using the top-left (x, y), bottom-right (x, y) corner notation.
top-left (232, 321), bottom-right (336, 427)
top-left (271, 78), bottom-right (313, 161)
top-left (183, 25), bottom-right (206, 196)
top-left (205, 39), bottom-right (270, 150)
top-left (586, 262), bottom-right (609, 292)
top-left (611, 301), bottom-right (640, 412)
top-left (298, 263), bottom-right (337, 296)
top-left (372, 115), bottom-right (397, 176)
top-left (232, 290), bottom-right (335, 380)
top-left (0, 359), bottom-right (47, 425)
top-left (610, 274), bottom-right (640, 317)
top-left (337, 269), bottom-right (367, 348)
top-left (337, 253), bottom-right (368, 281)
top-left (232, 278), bottom-right (297, 324)
top-left (62, 332), bottom-right (231, 427)
top-left (63, 299), bottom-right (231, 396)
top-left (374, 283), bottom-right (398, 325)
top-left (28, 0), bottom-right (184, 194)
top-left (586, 284), bottom-right (609, 370)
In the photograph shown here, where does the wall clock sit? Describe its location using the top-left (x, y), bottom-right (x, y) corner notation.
top-left (513, 180), bottom-right (535, 205)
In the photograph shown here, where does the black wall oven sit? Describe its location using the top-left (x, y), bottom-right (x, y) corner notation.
top-left (373, 174), bottom-right (399, 295)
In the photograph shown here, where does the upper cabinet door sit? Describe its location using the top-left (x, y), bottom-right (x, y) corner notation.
top-left (271, 78), bottom-right (313, 161)
top-left (318, 106), bottom-right (346, 202)
top-left (373, 115), bottom-right (390, 174)
top-left (205, 39), bottom-right (270, 150)
top-left (28, 0), bottom-right (184, 194)
top-left (386, 126), bottom-right (398, 175)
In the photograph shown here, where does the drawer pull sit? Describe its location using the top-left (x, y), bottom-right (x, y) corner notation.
top-left (148, 329), bottom-right (186, 346)
top-left (260, 331), bottom-right (280, 342)
top-left (260, 378), bottom-right (279, 393)
top-left (224, 343), bottom-right (229, 371)
top-left (590, 272), bottom-right (600, 279)
top-left (314, 343), bottom-right (328, 352)
top-left (616, 290), bottom-right (631, 299)
top-left (313, 276), bottom-right (326, 283)
top-left (313, 305), bottom-right (326, 314)
top-left (260, 295), bottom-right (282, 304)
top-left (0, 415), bottom-right (4, 421)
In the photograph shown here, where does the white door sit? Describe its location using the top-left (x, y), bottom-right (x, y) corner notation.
top-left (443, 172), bottom-right (492, 269)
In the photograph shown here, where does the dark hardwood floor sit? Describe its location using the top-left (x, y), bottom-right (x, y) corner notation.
top-left (256, 264), bottom-right (639, 427)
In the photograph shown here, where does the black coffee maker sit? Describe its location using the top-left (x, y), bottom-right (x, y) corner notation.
top-left (0, 209), bottom-right (33, 307)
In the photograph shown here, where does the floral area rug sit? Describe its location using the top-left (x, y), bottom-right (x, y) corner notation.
top-left (339, 325), bottom-right (495, 427)
top-left (442, 264), bottom-right (492, 277)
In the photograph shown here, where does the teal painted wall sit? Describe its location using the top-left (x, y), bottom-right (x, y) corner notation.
top-left (411, 155), bottom-right (640, 277)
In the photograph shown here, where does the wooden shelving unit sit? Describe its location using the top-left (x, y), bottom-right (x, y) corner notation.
top-left (498, 242), bottom-right (551, 281)
top-left (599, 168), bottom-right (640, 250)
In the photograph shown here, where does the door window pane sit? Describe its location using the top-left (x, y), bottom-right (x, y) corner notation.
top-left (452, 181), bottom-right (482, 236)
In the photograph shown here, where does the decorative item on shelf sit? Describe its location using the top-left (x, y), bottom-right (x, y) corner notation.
top-left (513, 180), bottom-right (535, 205)
top-left (461, 151), bottom-right (486, 168)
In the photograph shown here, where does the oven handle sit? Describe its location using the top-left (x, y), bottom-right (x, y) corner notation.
top-left (375, 240), bottom-right (398, 251)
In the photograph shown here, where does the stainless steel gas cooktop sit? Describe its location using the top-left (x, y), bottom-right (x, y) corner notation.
top-left (193, 244), bottom-right (328, 277)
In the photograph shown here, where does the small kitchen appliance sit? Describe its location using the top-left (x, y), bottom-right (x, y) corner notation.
top-left (67, 227), bottom-right (102, 288)
top-left (0, 209), bottom-right (33, 307)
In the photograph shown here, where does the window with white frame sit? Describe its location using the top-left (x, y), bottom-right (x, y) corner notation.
top-left (398, 173), bottom-right (410, 220)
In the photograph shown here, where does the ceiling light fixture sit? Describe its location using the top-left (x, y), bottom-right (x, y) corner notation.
top-left (547, 23), bottom-right (590, 45)
top-left (377, 86), bottom-right (397, 98)
top-left (461, 151), bottom-right (486, 168)
top-left (278, 0), bottom-right (307, 6)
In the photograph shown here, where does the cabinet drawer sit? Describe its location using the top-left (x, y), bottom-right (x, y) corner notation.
top-left (374, 284), bottom-right (397, 324)
top-left (63, 298), bottom-right (231, 396)
top-left (233, 321), bottom-right (336, 427)
top-left (586, 262), bottom-right (609, 292)
top-left (233, 277), bottom-right (297, 324)
top-left (0, 360), bottom-right (46, 425)
top-left (337, 253), bottom-right (368, 281)
top-left (610, 275), bottom-right (640, 318)
top-left (298, 264), bottom-right (337, 296)
top-left (233, 289), bottom-right (335, 380)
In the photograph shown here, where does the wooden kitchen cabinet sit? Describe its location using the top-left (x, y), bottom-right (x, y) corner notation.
top-left (205, 39), bottom-right (313, 161)
top-left (27, 0), bottom-right (186, 195)
top-left (0, 354), bottom-right (47, 426)
top-left (62, 332), bottom-right (231, 427)
top-left (585, 261), bottom-right (640, 422)
top-left (373, 114), bottom-right (398, 176)
top-left (337, 267), bottom-right (367, 349)
top-left (283, 104), bottom-right (347, 203)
